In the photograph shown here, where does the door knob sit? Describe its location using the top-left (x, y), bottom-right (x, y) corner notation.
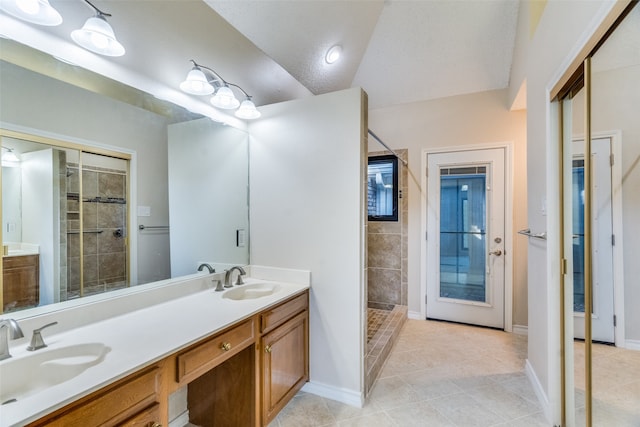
top-left (489, 249), bottom-right (502, 256)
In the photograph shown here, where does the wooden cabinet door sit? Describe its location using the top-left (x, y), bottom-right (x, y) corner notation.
top-left (3, 254), bottom-right (39, 311)
top-left (261, 310), bottom-right (308, 425)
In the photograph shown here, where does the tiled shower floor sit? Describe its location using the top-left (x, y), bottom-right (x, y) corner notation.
top-left (367, 308), bottom-right (390, 343)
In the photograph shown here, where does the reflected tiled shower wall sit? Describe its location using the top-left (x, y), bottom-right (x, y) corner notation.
top-left (367, 149), bottom-right (408, 308)
top-left (65, 163), bottom-right (127, 299)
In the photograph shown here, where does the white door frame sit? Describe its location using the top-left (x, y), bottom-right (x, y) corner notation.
top-left (421, 142), bottom-right (514, 332)
top-left (571, 130), bottom-right (625, 347)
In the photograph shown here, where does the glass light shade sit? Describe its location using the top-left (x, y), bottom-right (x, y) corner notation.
top-left (235, 99), bottom-right (261, 120)
top-left (71, 15), bottom-right (125, 57)
top-left (0, 0), bottom-right (62, 26)
top-left (211, 86), bottom-right (240, 110)
top-left (180, 68), bottom-right (214, 95)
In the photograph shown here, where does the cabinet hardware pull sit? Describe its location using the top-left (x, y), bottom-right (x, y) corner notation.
top-left (265, 345), bottom-right (272, 353)
top-left (221, 342), bottom-right (231, 351)
top-left (149, 423), bottom-right (161, 427)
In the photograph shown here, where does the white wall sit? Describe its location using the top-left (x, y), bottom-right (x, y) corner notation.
top-left (509, 0), bottom-right (624, 422)
top-left (168, 118), bottom-right (249, 277)
top-left (2, 166), bottom-right (22, 243)
top-left (0, 61), bottom-right (171, 284)
top-left (21, 149), bottom-right (56, 305)
top-left (368, 89), bottom-right (528, 326)
top-left (250, 88), bottom-right (366, 404)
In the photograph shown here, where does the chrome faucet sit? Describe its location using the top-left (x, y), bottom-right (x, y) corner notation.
top-left (0, 319), bottom-right (24, 361)
top-left (224, 266), bottom-right (247, 288)
top-left (27, 322), bottom-right (58, 351)
top-left (197, 263), bottom-right (215, 274)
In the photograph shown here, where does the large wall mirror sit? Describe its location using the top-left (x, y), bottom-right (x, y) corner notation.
top-left (0, 39), bottom-right (250, 316)
top-left (557, 2), bottom-right (639, 425)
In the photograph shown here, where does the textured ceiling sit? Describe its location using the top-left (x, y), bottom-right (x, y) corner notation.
top-left (209, 0), bottom-right (520, 109)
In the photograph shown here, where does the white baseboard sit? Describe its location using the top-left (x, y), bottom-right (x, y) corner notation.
top-left (408, 310), bottom-right (422, 320)
top-left (524, 359), bottom-right (552, 424)
top-left (302, 381), bottom-right (364, 408)
top-left (625, 339), bottom-right (640, 351)
top-left (512, 325), bottom-right (528, 336)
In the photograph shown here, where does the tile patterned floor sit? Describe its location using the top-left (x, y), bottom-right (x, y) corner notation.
top-left (573, 341), bottom-right (640, 426)
top-left (368, 308), bottom-right (391, 343)
top-left (269, 319), bottom-right (547, 427)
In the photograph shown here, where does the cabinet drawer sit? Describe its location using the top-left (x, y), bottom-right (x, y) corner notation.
top-left (120, 403), bottom-right (161, 427)
top-left (30, 366), bottom-right (160, 427)
top-left (260, 292), bottom-right (308, 334)
top-left (176, 318), bottom-right (255, 384)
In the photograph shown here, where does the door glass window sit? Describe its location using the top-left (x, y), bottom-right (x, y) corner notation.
top-left (439, 167), bottom-right (487, 302)
top-left (572, 159), bottom-right (586, 313)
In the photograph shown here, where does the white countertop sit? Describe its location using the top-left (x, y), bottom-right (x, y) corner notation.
top-left (0, 277), bottom-right (309, 426)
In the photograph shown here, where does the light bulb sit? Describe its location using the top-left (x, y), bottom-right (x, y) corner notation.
top-left (91, 32), bottom-right (109, 49)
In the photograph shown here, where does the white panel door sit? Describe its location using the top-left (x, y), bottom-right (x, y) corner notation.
top-left (572, 138), bottom-right (615, 343)
top-left (426, 148), bottom-right (505, 329)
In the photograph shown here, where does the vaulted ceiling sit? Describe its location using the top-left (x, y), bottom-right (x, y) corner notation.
top-left (0, 0), bottom-right (521, 116)
top-left (208, 0), bottom-right (520, 109)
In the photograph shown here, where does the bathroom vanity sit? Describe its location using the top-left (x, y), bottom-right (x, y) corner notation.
top-left (2, 254), bottom-right (39, 312)
top-left (0, 270), bottom-right (309, 427)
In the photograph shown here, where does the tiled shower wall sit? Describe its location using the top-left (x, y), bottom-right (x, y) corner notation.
top-left (65, 163), bottom-right (127, 299)
top-left (367, 149), bottom-right (408, 308)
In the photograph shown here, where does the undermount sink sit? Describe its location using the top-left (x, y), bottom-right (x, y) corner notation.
top-left (222, 283), bottom-right (281, 300)
top-left (0, 342), bottom-right (111, 405)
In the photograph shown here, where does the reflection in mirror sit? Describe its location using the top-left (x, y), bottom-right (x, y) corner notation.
top-left (1, 134), bottom-right (131, 312)
top-left (561, 3), bottom-right (640, 425)
top-left (586, 3), bottom-right (640, 424)
top-left (0, 41), bottom-right (250, 316)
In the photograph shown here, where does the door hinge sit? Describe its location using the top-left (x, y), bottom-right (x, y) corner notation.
top-left (425, 231), bottom-right (428, 241)
top-left (612, 234), bottom-right (615, 246)
top-left (614, 315), bottom-right (617, 327)
top-left (610, 153), bottom-right (614, 166)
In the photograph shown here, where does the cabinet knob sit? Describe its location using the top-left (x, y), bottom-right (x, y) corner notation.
top-left (148, 423), bottom-right (161, 427)
top-left (221, 342), bottom-right (232, 351)
top-left (265, 345), bottom-right (272, 353)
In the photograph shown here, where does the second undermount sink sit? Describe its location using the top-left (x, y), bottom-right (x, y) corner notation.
top-left (223, 283), bottom-right (281, 300)
top-left (0, 342), bottom-right (110, 405)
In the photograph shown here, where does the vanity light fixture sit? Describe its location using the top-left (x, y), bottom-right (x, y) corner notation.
top-left (325, 44), bottom-right (342, 64)
top-left (71, 0), bottom-right (125, 57)
top-left (0, 0), bottom-right (62, 26)
top-left (180, 60), bottom-right (261, 119)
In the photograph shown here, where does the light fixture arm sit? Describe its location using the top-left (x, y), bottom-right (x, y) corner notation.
top-left (82, 0), bottom-right (112, 17)
top-left (190, 60), bottom-right (253, 99)
top-left (227, 83), bottom-right (251, 99)
top-left (190, 60), bottom-right (226, 88)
